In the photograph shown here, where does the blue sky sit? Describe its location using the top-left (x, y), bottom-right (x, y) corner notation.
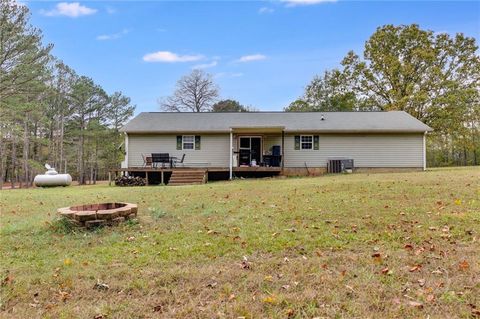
top-left (26, 1), bottom-right (479, 113)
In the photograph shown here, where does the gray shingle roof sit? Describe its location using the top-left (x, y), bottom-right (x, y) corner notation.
top-left (120, 111), bottom-right (432, 133)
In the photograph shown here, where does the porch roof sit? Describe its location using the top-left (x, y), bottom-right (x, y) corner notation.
top-left (230, 126), bottom-right (285, 133)
top-left (121, 111), bottom-right (433, 134)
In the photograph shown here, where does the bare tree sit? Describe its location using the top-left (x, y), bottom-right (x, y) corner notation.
top-left (160, 69), bottom-right (219, 112)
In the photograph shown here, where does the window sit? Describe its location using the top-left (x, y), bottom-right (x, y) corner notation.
top-left (301, 135), bottom-right (313, 150)
top-left (182, 135), bottom-right (194, 150)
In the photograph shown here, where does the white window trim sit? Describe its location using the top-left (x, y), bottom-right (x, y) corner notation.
top-left (182, 135), bottom-right (195, 150)
top-left (300, 135), bottom-right (314, 150)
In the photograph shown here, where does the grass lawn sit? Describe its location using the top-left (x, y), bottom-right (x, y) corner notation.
top-left (1, 168), bottom-right (479, 318)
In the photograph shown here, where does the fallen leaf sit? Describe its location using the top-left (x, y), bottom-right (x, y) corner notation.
top-left (459, 260), bottom-right (470, 270)
top-left (404, 244), bottom-right (414, 250)
top-left (381, 267), bottom-right (392, 275)
top-left (262, 295), bottom-right (277, 304)
top-left (409, 265), bottom-right (422, 272)
top-left (1, 274), bottom-right (13, 287)
top-left (57, 290), bottom-right (70, 302)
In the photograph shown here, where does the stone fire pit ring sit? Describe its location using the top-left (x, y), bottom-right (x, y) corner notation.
top-left (58, 202), bottom-right (138, 228)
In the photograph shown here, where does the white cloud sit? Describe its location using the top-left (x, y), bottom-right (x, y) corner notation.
top-left (258, 7), bottom-right (274, 14)
top-left (281, 0), bottom-right (337, 6)
top-left (40, 2), bottom-right (97, 17)
top-left (236, 54), bottom-right (267, 63)
top-left (192, 61), bottom-right (218, 69)
top-left (143, 51), bottom-right (204, 63)
top-left (96, 29), bottom-right (129, 41)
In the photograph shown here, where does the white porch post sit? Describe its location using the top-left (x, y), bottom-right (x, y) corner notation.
top-left (124, 133), bottom-right (129, 176)
top-left (281, 130), bottom-right (285, 174)
top-left (229, 129), bottom-right (233, 180)
top-left (423, 131), bottom-right (427, 171)
top-left (123, 133), bottom-right (129, 168)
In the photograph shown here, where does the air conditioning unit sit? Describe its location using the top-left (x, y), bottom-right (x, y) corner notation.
top-left (327, 158), bottom-right (354, 173)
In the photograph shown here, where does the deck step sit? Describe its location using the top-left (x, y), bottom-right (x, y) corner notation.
top-left (168, 170), bottom-right (206, 186)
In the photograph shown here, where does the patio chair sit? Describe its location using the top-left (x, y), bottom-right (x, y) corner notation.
top-left (152, 153), bottom-right (170, 168)
top-left (142, 154), bottom-right (152, 167)
top-left (171, 154), bottom-right (186, 168)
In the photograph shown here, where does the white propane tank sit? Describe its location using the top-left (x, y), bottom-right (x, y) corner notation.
top-left (34, 164), bottom-right (72, 187)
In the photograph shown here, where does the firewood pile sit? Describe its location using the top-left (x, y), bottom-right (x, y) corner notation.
top-left (114, 176), bottom-right (146, 186)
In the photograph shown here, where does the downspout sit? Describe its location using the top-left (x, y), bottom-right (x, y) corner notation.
top-left (423, 131), bottom-right (427, 171)
top-left (229, 129), bottom-right (233, 180)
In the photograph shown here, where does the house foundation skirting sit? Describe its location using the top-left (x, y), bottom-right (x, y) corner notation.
top-left (281, 167), bottom-right (327, 176)
top-left (281, 167), bottom-right (423, 176)
top-left (353, 167), bottom-right (424, 174)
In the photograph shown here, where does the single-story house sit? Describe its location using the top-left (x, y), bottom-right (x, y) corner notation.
top-left (119, 111), bottom-right (432, 180)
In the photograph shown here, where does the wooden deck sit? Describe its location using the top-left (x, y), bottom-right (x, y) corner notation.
top-left (111, 166), bottom-right (282, 173)
top-left (109, 166), bottom-right (282, 185)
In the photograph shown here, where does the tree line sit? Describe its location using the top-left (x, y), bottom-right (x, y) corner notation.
top-left (285, 25), bottom-right (480, 167)
top-left (0, 0), bottom-right (135, 188)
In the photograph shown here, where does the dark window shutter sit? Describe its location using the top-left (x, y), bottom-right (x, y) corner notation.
top-left (195, 136), bottom-right (201, 150)
top-left (176, 136), bottom-right (182, 150)
top-left (314, 135), bottom-right (319, 150)
top-left (294, 136), bottom-right (300, 150)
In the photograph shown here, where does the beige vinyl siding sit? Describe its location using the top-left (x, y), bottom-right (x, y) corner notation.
top-left (263, 135), bottom-right (282, 153)
top-left (284, 133), bottom-right (424, 168)
top-left (127, 133), bottom-right (424, 169)
top-left (128, 134), bottom-right (230, 167)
